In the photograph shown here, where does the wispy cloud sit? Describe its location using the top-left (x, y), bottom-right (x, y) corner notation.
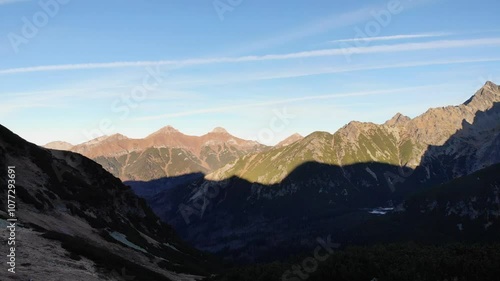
top-left (132, 85), bottom-right (440, 121)
top-left (2, 38), bottom-right (500, 75)
top-left (229, 5), bottom-right (376, 56)
top-left (328, 32), bottom-right (452, 44)
top-left (166, 57), bottom-right (500, 86)
top-left (7, 57), bottom-right (496, 106)
top-left (328, 29), bottom-right (500, 45)
top-left (226, 0), bottom-right (432, 56)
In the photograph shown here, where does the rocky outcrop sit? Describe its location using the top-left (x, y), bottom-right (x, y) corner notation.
top-left (384, 112), bottom-right (411, 127)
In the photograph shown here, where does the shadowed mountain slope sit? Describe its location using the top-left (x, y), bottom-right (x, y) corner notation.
top-left (0, 125), bottom-right (219, 280)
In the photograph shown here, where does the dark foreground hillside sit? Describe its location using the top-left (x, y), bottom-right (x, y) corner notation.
top-left (0, 124), bottom-right (219, 280)
top-left (206, 243), bottom-right (500, 281)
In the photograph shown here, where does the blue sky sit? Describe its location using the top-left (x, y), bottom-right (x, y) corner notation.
top-left (1, 0), bottom-right (499, 145)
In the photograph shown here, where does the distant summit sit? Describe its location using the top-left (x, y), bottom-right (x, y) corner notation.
top-left (104, 133), bottom-right (129, 141)
top-left (276, 133), bottom-right (304, 147)
top-left (463, 81), bottom-right (500, 108)
top-left (210, 127), bottom-right (229, 134)
top-left (43, 141), bottom-right (73, 150)
top-left (384, 113), bottom-right (411, 127)
top-left (149, 125), bottom-right (180, 136)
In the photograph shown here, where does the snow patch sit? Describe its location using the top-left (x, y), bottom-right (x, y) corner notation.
top-left (368, 207), bottom-right (394, 215)
top-left (109, 231), bottom-right (147, 253)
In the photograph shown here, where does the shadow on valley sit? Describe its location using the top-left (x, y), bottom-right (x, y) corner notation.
top-left (127, 161), bottom-right (412, 263)
top-left (127, 102), bottom-right (500, 264)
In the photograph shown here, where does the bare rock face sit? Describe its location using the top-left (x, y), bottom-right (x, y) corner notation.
top-left (410, 82), bottom-right (500, 143)
top-left (464, 81), bottom-right (500, 109)
top-left (384, 113), bottom-right (411, 127)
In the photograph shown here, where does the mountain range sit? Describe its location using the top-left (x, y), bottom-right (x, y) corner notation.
top-left (46, 127), bottom-right (269, 182)
top-left (208, 81), bottom-right (500, 185)
top-left (126, 81), bottom-right (500, 262)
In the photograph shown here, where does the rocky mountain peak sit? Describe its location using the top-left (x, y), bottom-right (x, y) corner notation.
top-left (463, 81), bottom-right (500, 110)
top-left (152, 125), bottom-right (180, 135)
top-left (276, 133), bottom-right (304, 147)
top-left (77, 133), bottom-right (128, 147)
top-left (339, 121), bottom-right (377, 141)
top-left (485, 80), bottom-right (500, 90)
top-left (210, 127), bottom-right (229, 134)
top-left (43, 141), bottom-right (74, 150)
top-left (384, 112), bottom-right (411, 127)
top-left (287, 133), bottom-right (303, 140)
top-left (105, 133), bottom-right (128, 141)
